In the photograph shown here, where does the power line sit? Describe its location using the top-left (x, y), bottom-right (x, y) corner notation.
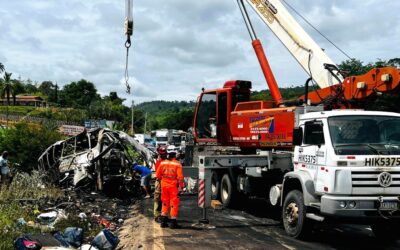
top-left (281, 0), bottom-right (353, 60)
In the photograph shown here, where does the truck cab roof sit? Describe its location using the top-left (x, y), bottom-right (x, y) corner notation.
top-left (300, 109), bottom-right (400, 121)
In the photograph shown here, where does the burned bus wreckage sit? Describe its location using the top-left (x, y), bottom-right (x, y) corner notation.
top-left (38, 128), bottom-right (156, 193)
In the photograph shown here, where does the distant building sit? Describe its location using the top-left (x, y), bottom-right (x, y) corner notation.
top-left (0, 95), bottom-right (47, 107)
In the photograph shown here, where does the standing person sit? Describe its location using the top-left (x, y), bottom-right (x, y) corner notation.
top-left (154, 147), bottom-right (167, 223)
top-left (0, 151), bottom-right (11, 188)
top-left (132, 162), bottom-right (152, 198)
top-left (156, 147), bottom-right (184, 229)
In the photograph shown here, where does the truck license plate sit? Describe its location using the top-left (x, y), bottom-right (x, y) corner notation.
top-left (379, 201), bottom-right (399, 210)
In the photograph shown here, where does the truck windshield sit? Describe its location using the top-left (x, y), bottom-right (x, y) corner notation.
top-left (172, 136), bottom-right (181, 143)
top-left (156, 137), bottom-right (168, 142)
top-left (328, 115), bottom-right (400, 155)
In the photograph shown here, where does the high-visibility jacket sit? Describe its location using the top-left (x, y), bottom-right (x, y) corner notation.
top-left (154, 158), bottom-right (163, 172)
top-left (156, 159), bottom-right (184, 189)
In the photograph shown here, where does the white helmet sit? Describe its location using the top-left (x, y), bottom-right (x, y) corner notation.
top-left (167, 145), bottom-right (177, 154)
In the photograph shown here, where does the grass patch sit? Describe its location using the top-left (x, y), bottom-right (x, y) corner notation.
top-left (0, 106), bottom-right (36, 115)
top-left (0, 106), bottom-right (87, 123)
top-left (0, 172), bottom-right (62, 249)
top-left (0, 202), bottom-right (43, 249)
top-left (0, 171), bottom-right (61, 201)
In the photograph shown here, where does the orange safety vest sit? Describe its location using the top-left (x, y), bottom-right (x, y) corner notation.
top-left (156, 159), bottom-right (184, 188)
top-left (155, 158), bottom-right (163, 172)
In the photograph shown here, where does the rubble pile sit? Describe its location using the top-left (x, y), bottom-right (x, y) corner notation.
top-left (13, 187), bottom-right (136, 249)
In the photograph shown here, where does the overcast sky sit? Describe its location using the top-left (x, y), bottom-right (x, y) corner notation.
top-left (0, 0), bottom-right (399, 105)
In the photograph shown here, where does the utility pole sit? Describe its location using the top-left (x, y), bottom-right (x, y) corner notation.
top-left (144, 112), bottom-right (147, 134)
top-left (55, 83), bottom-right (58, 104)
top-left (131, 100), bottom-right (134, 135)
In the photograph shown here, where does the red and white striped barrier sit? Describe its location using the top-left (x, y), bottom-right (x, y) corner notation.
top-left (198, 179), bottom-right (205, 208)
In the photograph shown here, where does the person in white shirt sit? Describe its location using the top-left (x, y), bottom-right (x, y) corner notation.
top-left (0, 151), bottom-right (11, 187)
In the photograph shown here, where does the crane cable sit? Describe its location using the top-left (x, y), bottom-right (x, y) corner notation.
top-left (124, 0), bottom-right (134, 94)
top-left (281, 0), bottom-right (353, 60)
top-left (124, 38), bottom-right (131, 94)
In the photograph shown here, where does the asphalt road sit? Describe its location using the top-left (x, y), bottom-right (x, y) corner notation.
top-left (140, 195), bottom-right (400, 250)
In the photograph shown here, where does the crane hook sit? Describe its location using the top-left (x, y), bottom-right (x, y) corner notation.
top-left (124, 0), bottom-right (134, 94)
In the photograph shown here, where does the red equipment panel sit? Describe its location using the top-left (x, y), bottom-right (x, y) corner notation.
top-left (230, 107), bottom-right (295, 148)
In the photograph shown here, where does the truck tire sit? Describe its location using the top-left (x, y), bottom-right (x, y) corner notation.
top-left (220, 174), bottom-right (235, 207)
top-left (371, 222), bottom-right (400, 241)
top-left (211, 171), bottom-right (220, 200)
top-left (282, 190), bottom-right (312, 239)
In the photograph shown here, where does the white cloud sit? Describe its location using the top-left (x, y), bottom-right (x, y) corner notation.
top-left (0, 0), bottom-right (398, 105)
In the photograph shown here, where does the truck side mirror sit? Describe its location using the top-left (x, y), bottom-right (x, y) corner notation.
top-left (293, 127), bottom-right (303, 146)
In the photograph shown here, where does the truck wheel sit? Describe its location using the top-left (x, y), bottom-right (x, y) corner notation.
top-left (282, 190), bottom-right (312, 239)
top-left (220, 174), bottom-right (235, 207)
top-left (371, 222), bottom-right (400, 241)
top-left (211, 171), bottom-right (220, 200)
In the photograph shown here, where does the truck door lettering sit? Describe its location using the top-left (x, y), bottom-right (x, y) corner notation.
top-left (298, 154), bottom-right (316, 164)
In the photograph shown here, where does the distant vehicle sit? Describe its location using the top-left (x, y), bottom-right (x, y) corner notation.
top-left (144, 137), bottom-right (156, 147)
top-left (170, 130), bottom-right (187, 151)
top-left (155, 129), bottom-right (170, 147)
top-left (134, 134), bottom-right (151, 145)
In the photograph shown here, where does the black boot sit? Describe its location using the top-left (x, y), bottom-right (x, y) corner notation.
top-left (169, 219), bottom-right (180, 229)
top-left (160, 216), bottom-right (168, 228)
top-left (154, 216), bottom-right (162, 224)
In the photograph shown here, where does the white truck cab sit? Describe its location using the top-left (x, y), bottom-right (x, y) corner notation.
top-left (155, 129), bottom-right (170, 147)
top-left (281, 109), bottom-right (400, 239)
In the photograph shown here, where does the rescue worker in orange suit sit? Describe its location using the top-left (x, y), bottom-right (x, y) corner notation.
top-left (156, 145), bottom-right (184, 229)
top-left (154, 146), bottom-right (167, 223)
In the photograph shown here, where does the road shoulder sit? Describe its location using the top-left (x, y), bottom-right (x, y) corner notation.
top-left (118, 201), bottom-right (165, 250)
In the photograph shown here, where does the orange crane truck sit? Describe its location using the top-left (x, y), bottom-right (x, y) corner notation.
top-left (185, 0), bottom-right (400, 239)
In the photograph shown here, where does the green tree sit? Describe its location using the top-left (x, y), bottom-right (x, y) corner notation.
top-left (107, 91), bottom-right (125, 105)
top-left (131, 109), bottom-right (145, 133)
top-left (0, 122), bottom-right (63, 171)
top-left (39, 81), bottom-right (59, 103)
top-left (23, 79), bottom-right (38, 94)
top-left (159, 109), bottom-right (193, 131)
top-left (39, 81), bottom-right (54, 96)
top-left (337, 59), bottom-right (371, 76)
top-left (338, 58), bottom-right (399, 77)
top-left (11, 79), bottom-right (26, 105)
top-left (388, 58), bottom-right (400, 67)
top-left (1, 74), bottom-right (27, 105)
top-left (0, 72), bottom-right (13, 126)
top-left (0, 72), bottom-right (13, 105)
top-left (0, 62), bottom-right (4, 73)
top-left (60, 79), bottom-right (100, 108)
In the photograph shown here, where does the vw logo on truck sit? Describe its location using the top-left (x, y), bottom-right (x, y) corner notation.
top-left (378, 172), bottom-right (392, 188)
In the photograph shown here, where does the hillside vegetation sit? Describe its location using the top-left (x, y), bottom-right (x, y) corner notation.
top-left (0, 58), bottom-right (399, 132)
